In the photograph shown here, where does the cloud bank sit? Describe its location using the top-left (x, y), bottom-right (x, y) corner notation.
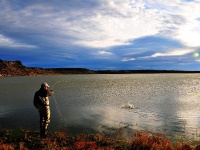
top-left (0, 0), bottom-right (200, 70)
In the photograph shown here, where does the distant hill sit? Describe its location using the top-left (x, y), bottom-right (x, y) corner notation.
top-left (0, 59), bottom-right (200, 77)
top-left (0, 59), bottom-right (54, 77)
top-left (0, 59), bottom-right (94, 77)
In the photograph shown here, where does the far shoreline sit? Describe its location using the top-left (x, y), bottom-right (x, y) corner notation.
top-left (1, 59), bottom-right (200, 77)
top-left (2, 69), bottom-right (200, 78)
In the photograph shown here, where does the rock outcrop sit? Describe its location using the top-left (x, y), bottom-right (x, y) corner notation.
top-left (0, 59), bottom-right (54, 77)
top-left (0, 59), bottom-right (94, 77)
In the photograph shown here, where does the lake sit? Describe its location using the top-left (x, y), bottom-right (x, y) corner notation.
top-left (1, 74), bottom-right (200, 139)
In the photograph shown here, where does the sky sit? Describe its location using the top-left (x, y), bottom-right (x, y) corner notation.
top-left (1, 0), bottom-right (200, 70)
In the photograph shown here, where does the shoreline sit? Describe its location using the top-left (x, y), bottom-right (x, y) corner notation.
top-left (0, 128), bottom-right (199, 149)
top-left (1, 59), bottom-right (200, 77)
top-left (2, 69), bottom-right (200, 77)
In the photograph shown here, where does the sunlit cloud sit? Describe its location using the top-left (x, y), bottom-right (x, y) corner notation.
top-left (151, 49), bottom-right (194, 58)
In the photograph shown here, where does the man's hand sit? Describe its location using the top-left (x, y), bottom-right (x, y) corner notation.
top-left (49, 90), bottom-right (54, 95)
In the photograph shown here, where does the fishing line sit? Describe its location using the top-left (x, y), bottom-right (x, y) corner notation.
top-left (51, 81), bottom-right (68, 90)
top-left (50, 81), bottom-right (68, 128)
top-left (52, 95), bottom-right (67, 125)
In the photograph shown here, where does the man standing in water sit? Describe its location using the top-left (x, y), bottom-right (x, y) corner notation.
top-left (33, 82), bottom-right (54, 138)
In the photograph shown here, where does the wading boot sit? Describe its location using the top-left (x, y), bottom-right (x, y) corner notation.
top-left (40, 125), bottom-right (46, 138)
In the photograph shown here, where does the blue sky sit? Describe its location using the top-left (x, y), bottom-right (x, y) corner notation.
top-left (1, 0), bottom-right (200, 70)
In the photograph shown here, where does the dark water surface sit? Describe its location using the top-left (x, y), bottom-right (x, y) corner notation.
top-left (1, 74), bottom-right (200, 139)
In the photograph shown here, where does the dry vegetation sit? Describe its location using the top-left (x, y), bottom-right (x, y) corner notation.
top-left (1, 129), bottom-right (200, 150)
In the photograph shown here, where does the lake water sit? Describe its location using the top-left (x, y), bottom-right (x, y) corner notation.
top-left (1, 74), bottom-right (200, 139)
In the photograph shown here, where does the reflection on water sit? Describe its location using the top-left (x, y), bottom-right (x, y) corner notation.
top-left (1, 74), bottom-right (200, 139)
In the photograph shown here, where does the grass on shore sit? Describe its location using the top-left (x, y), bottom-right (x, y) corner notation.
top-left (1, 128), bottom-right (200, 150)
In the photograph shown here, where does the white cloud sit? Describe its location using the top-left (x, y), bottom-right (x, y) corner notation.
top-left (98, 51), bottom-right (112, 55)
top-left (0, 34), bottom-right (37, 48)
top-left (0, 0), bottom-right (166, 48)
top-left (151, 48), bottom-right (194, 57)
top-left (0, 34), bottom-right (13, 45)
top-left (1, 0), bottom-right (200, 49)
top-left (73, 0), bottom-right (164, 48)
top-left (171, 1), bottom-right (200, 47)
top-left (72, 0), bottom-right (200, 48)
top-left (176, 21), bottom-right (200, 47)
top-left (73, 0), bottom-right (200, 48)
top-left (121, 57), bottom-right (135, 62)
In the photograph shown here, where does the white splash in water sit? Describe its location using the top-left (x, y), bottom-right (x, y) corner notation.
top-left (122, 102), bottom-right (136, 109)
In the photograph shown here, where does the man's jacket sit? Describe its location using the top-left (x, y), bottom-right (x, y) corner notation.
top-left (33, 88), bottom-right (54, 109)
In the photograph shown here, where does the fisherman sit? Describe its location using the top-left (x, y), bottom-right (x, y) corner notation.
top-left (33, 82), bottom-right (54, 138)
